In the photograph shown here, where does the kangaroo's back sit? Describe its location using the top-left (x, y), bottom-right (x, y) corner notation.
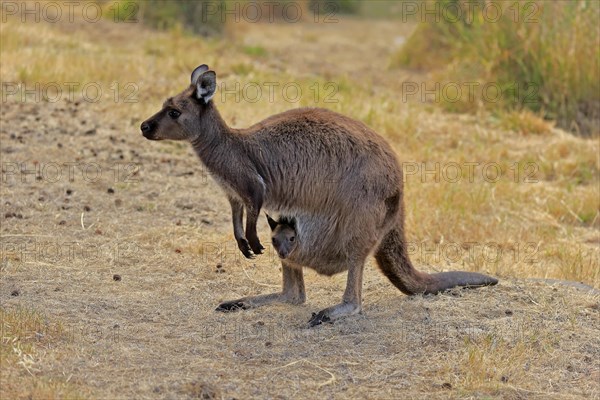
top-left (244, 108), bottom-right (402, 215)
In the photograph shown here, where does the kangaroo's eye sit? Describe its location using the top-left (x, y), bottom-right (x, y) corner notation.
top-left (168, 110), bottom-right (181, 119)
top-left (289, 236), bottom-right (295, 242)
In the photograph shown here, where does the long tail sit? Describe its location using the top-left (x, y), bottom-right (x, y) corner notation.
top-left (374, 227), bottom-right (498, 295)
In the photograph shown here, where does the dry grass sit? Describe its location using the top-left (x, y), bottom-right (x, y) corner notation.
top-left (0, 5), bottom-right (599, 399)
top-left (0, 307), bottom-right (92, 399)
top-left (392, 0), bottom-right (600, 135)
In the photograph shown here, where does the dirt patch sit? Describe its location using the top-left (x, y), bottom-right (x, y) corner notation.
top-left (1, 99), bottom-right (599, 399)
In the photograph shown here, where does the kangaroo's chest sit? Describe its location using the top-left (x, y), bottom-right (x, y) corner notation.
top-left (212, 174), bottom-right (242, 200)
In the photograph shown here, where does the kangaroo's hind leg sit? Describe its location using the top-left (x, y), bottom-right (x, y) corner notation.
top-left (308, 259), bottom-right (365, 327)
top-left (216, 261), bottom-right (305, 312)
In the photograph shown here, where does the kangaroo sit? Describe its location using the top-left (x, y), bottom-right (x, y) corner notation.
top-left (266, 214), bottom-right (298, 259)
top-left (141, 64), bottom-right (498, 327)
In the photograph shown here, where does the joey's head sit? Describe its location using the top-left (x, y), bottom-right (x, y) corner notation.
top-left (266, 214), bottom-right (298, 259)
top-left (141, 64), bottom-right (218, 142)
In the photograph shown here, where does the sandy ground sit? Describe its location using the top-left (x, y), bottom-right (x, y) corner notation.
top-left (1, 97), bottom-right (598, 399)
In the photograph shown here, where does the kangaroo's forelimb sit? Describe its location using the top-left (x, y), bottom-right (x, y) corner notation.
top-left (228, 179), bottom-right (265, 258)
top-left (243, 183), bottom-right (265, 256)
top-left (229, 196), bottom-right (253, 259)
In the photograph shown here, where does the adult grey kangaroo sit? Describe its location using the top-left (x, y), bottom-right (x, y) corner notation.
top-left (141, 65), bottom-right (498, 327)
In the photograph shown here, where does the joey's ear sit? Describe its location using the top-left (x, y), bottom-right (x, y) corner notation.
top-left (195, 70), bottom-right (216, 104)
top-left (191, 64), bottom-right (209, 85)
top-left (266, 213), bottom-right (278, 231)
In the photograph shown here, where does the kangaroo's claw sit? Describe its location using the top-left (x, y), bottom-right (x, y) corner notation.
top-left (237, 237), bottom-right (254, 259)
top-left (308, 311), bottom-right (332, 327)
top-left (215, 301), bottom-right (249, 312)
top-left (248, 236), bottom-right (264, 255)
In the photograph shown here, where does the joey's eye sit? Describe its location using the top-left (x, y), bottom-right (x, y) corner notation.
top-left (289, 236), bottom-right (295, 242)
top-left (168, 110), bottom-right (181, 119)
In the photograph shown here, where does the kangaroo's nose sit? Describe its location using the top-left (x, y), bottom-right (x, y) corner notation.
top-left (140, 121), bottom-right (152, 134)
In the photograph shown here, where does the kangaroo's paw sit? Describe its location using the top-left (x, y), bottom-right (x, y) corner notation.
top-left (236, 237), bottom-right (255, 259)
top-left (247, 235), bottom-right (264, 255)
top-left (308, 302), bottom-right (361, 327)
top-left (215, 300), bottom-right (250, 312)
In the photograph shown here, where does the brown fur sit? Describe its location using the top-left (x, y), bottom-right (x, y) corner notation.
top-left (266, 214), bottom-right (298, 259)
top-left (141, 65), bottom-right (498, 326)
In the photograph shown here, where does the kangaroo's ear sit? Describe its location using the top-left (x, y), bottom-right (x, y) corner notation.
top-left (195, 70), bottom-right (216, 104)
top-left (191, 64), bottom-right (209, 85)
top-left (265, 213), bottom-right (278, 231)
top-left (289, 218), bottom-right (297, 229)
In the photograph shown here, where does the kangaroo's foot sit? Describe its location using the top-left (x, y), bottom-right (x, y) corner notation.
top-left (216, 291), bottom-right (305, 313)
top-left (308, 301), bottom-right (361, 327)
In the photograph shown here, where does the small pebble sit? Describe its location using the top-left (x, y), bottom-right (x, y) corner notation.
top-left (113, 274), bottom-right (121, 281)
top-left (11, 289), bottom-right (19, 297)
top-left (83, 205), bottom-right (91, 212)
top-left (107, 188), bottom-right (115, 194)
top-left (66, 189), bottom-right (73, 195)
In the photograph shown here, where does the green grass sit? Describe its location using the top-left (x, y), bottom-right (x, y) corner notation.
top-left (102, 0), bottom-right (225, 36)
top-left (242, 45), bottom-right (268, 58)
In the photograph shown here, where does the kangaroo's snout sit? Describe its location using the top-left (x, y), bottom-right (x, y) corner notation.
top-left (277, 250), bottom-right (289, 259)
top-left (141, 120), bottom-right (156, 139)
